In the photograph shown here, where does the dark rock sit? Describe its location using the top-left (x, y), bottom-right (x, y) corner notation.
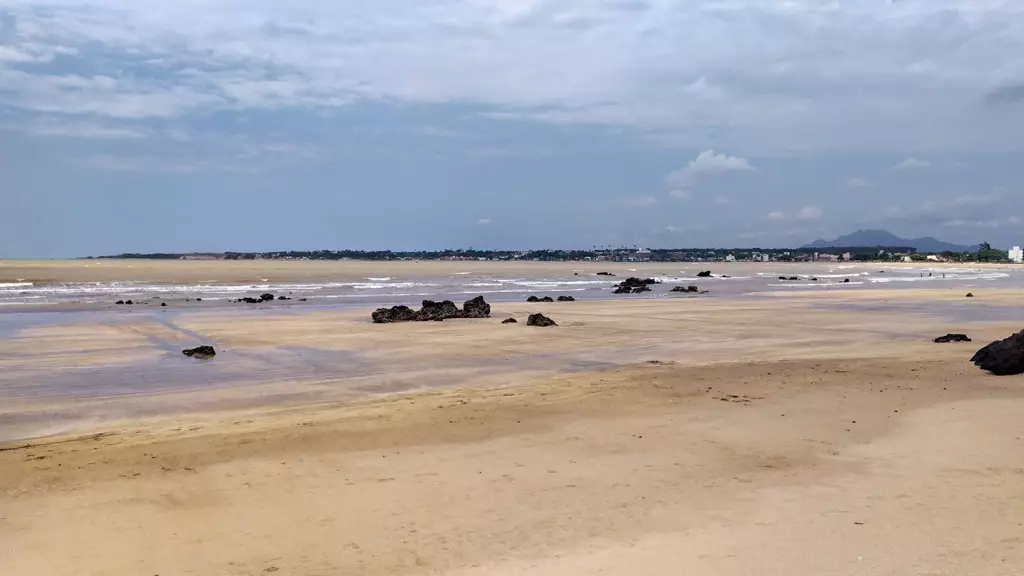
top-left (573, 272), bottom-right (579, 276)
top-left (116, 300), bottom-right (125, 305)
top-left (842, 278), bottom-right (850, 283)
top-left (778, 276), bottom-right (788, 280)
top-left (371, 296), bottom-right (491, 323)
top-left (671, 285), bottom-right (700, 293)
top-left (612, 277), bottom-right (658, 294)
top-left (971, 329), bottom-right (1024, 375)
top-left (966, 292), bottom-right (974, 298)
top-left (416, 299), bottom-right (462, 321)
top-left (934, 333), bottom-right (971, 343)
top-left (501, 317), bottom-right (518, 324)
top-left (539, 296), bottom-right (554, 302)
top-left (298, 298), bottom-right (307, 302)
top-left (196, 298), bottom-right (202, 302)
top-left (696, 271), bottom-right (712, 277)
top-left (462, 295), bottom-right (491, 318)
top-left (161, 302), bottom-right (167, 307)
top-left (527, 313), bottom-right (557, 327)
top-left (596, 272), bottom-right (616, 276)
top-left (182, 345), bottom-right (216, 359)
top-left (527, 296), bottom-right (540, 302)
top-left (260, 293), bottom-right (275, 302)
top-left (789, 276), bottom-right (799, 281)
top-left (277, 295), bottom-right (291, 300)
top-left (125, 300), bottom-right (133, 305)
top-left (557, 295), bottom-right (576, 302)
top-left (239, 297), bottom-right (261, 304)
top-left (811, 278), bottom-right (818, 281)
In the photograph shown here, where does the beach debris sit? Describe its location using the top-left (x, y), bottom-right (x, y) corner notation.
top-left (372, 296), bottom-right (491, 323)
top-left (971, 329), bottom-right (1024, 375)
top-left (670, 285), bottom-right (700, 293)
top-left (527, 295), bottom-right (555, 303)
top-left (527, 313), bottom-right (557, 327)
top-left (557, 295), bottom-right (576, 302)
top-left (612, 277), bottom-right (658, 294)
top-left (502, 317), bottom-right (518, 324)
top-left (966, 292), bottom-right (975, 298)
top-left (182, 345), bottom-right (216, 359)
top-left (696, 270), bottom-right (712, 277)
top-left (933, 333), bottom-right (971, 343)
top-left (596, 271), bottom-right (616, 276)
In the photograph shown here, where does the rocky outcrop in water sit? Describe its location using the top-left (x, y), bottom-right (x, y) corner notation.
top-left (182, 345), bottom-right (216, 359)
top-left (527, 313), bottom-right (557, 327)
top-left (671, 285), bottom-right (700, 293)
top-left (557, 295), bottom-right (576, 302)
top-left (260, 293), bottom-right (275, 302)
top-left (612, 277), bottom-right (658, 294)
top-left (696, 271), bottom-right (712, 277)
top-left (971, 330), bottom-right (1024, 375)
top-left (527, 296), bottom-right (555, 303)
top-left (372, 296), bottom-right (492, 323)
top-left (596, 272), bottom-right (616, 276)
top-left (934, 333), bottom-right (971, 343)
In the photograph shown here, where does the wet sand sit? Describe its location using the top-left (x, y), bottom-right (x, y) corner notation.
top-left (2, 287), bottom-right (1023, 575)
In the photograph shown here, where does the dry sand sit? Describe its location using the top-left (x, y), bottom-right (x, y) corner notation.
top-left (2, 288), bottom-right (1023, 575)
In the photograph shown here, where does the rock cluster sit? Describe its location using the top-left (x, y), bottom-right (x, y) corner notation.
top-left (612, 277), bottom-right (658, 294)
top-left (527, 296), bottom-right (554, 303)
top-left (971, 330), bottom-right (1024, 375)
top-left (372, 296), bottom-right (491, 323)
top-left (670, 285), bottom-right (700, 293)
top-left (557, 295), bottom-right (576, 302)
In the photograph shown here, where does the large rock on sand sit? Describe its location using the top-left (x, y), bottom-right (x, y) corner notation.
top-left (527, 313), bottom-right (557, 327)
top-left (372, 296), bottom-right (492, 323)
top-left (462, 295), bottom-right (491, 318)
top-left (182, 345), bottom-right (216, 359)
top-left (971, 329), bottom-right (1024, 375)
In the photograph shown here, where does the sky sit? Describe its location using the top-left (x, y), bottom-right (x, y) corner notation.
top-left (1, 0), bottom-right (1023, 257)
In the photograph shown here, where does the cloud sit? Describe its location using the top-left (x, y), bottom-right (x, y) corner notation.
top-left (666, 150), bottom-right (753, 187)
top-left (880, 188), bottom-right (1013, 230)
top-left (796, 206), bottom-right (822, 221)
top-left (668, 189), bottom-right (691, 200)
top-left (635, 195), bottom-right (658, 207)
top-left (0, 2), bottom-right (1022, 154)
top-left (846, 178), bottom-right (872, 189)
top-left (767, 211), bottom-right (785, 220)
top-left (477, 218), bottom-right (492, 226)
top-left (892, 157), bottom-right (931, 171)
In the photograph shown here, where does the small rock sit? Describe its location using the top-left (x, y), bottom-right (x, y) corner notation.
top-left (161, 302), bottom-right (167, 307)
top-left (259, 293), bottom-right (275, 302)
top-left (696, 270), bottom-right (712, 277)
top-left (933, 333), bottom-right (971, 343)
top-left (277, 295), bottom-right (291, 300)
top-left (596, 272), bottom-right (616, 276)
top-left (115, 300), bottom-right (125, 305)
top-left (842, 278), bottom-right (850, 283)
top-left (557, 295), bottom-right (575, 302)
top-left (527, 313), bottom-right (557, 327)
top-left (501, 317), bottom-right (518, 324)
top-left (125, 300), bottom-right (133, 305)
top-left (966, 292), bottom-right (974, 298)
top-left (182, 345), bottom-right (216, 359)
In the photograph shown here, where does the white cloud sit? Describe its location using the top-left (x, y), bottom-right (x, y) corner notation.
top-left (796, 206), bottom-right (822, 221)
top-left (666, 150), bottom-right (753, 187)
top-left (892, 157), bottom-right (931, 171)
top-left (0, 2), bottom-right (1022, 153)
top-left (477, 218), bottom-right (492, 225)
top-left (767, 211), bottom-right (785, 220)
top-left (846, 178), bottom-right (872, 189)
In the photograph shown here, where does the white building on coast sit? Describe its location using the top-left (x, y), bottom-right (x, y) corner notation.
top-left (1010, 246), bottom-right (1023, 263)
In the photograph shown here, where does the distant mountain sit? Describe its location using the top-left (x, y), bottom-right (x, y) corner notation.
top-left (802, 229), bottom-right (977, 253)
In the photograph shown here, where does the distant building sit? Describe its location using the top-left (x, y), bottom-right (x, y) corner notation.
top-left (1010, 246), bottom-right (1023, 263)
top-left (762, 254), bottom-right (770, 262)
top-left (725, 254), bottom-right (736, 262)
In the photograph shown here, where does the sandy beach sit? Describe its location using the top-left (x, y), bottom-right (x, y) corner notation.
top-left (2, 262), bottom-right (1023, 575)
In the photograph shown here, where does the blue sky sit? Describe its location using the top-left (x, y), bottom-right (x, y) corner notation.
top-left (1, 0), bottom-right (1023, 257)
